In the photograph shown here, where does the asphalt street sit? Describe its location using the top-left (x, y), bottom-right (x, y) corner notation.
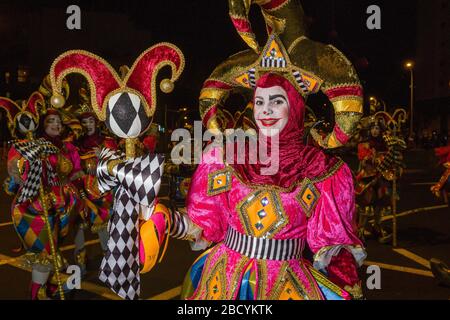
top-left (0, 148), bottom-right (448, 300)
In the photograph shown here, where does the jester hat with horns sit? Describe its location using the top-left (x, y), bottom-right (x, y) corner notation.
top-left (49, 43), bottom-right (184, 140)
top-left (0, 91), bottom-right (45, 138)
top-left (49, 43), bottom-right (185, 300)
top-left (201, 0), bottom-right (363, 149)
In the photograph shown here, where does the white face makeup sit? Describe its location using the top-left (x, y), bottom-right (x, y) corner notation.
top-left (44, 114), bottom-right (62, 138)
top-left (81, 116), bottom-right (96, 136)
top-left (370, 125), bottom-right (381, 138)
top-left (254, 86), bottom-right (290, 137)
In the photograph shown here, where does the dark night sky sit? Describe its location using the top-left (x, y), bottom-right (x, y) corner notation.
top-left (0, 0), bottom-right (419, 118)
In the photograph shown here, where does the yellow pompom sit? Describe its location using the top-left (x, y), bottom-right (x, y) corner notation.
top-left (160, 79), bottom-right (174, 93)
top-left (50, 94), bottom-right (65, 108)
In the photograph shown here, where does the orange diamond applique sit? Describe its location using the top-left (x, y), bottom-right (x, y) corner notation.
top-left (237, 190), bottom-right (287, 238)
top-left (301, 73), bottom-right (319, 92)
top-left (296, 178), bottom-right (320, 218)
top-left (235, 72), bottom-right (252, 88)
top-left (265, 38), bottom-right (284, 59)
top-left (207, 169), bottom-right (231, 196)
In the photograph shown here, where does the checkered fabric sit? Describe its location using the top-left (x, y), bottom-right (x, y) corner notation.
top-left (377, 134), bottom-right (406, 174)
top-left (13, 138), bottom-right (59, 203)
top-left (96, 148), bottom-right (124, 193)
top-left (97, 148), bottom-right (165, 300)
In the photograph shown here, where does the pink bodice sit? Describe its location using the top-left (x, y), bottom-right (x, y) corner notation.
top-left (186, 146), bottom-right (362, 252)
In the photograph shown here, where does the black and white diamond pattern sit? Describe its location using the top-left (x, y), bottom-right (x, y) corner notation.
top-left (99, 187), bottom-right (141, 300)
top-left (97, 148), bottom-right (124, 193)
top-left (106, 92), bottom-right (151, 139)
top-left (16, 113), bottom-right (36, 134)
top-left (97, 149), bottom-right (165, 300)
top-left (115, 153), bottom-right (165, 207)
top-left (12, 138), bottom-right (59, 203)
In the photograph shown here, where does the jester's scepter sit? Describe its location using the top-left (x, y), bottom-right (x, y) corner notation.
top-left (0, 92), bottom-right (65, 299)
top-left (49, 44), bottom-right (185, 300)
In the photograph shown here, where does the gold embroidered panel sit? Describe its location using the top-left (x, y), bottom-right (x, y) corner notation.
top-left (236, 189), bottom-right (288, 238)
top-left (270, 264), bottom-right (309, 300)
top-left (204, 254), bottom-right (227, 300)
top-left (207, 168), bottom-right (232, 196)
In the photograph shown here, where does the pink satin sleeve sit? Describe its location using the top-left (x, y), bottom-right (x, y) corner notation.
top-left (65, 142), bottom-right (83, 178)
top-left (306, 164), bottom-right (362, 253)
top-left (185, 147), bottom-right (228, 243)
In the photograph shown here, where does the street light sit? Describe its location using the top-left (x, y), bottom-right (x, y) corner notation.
top-left (404, 60), bottom-right (415, 142)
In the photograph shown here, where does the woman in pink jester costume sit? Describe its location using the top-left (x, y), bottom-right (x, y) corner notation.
top-left (168, 72), bottom-right (367, 300)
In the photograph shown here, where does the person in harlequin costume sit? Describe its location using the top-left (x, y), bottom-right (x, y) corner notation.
top-left (429, 145), bottom-right (450, 286)
top-left (7, 107), bottom-right (85, 299)
top-left (73, 90), bottom-right (118, 272)
top-left (0, 92), bottom-right (46, 254)
top-left (355, 110), bottom-right (407, 244)
top-left (49, 43), bottom-right (185, 300)
top-left (164, 19), bottom-right (366, 298)
top-left (431, 144), bottom-right (450, 201)
top-left (355, 119), bottom-right (392, 243)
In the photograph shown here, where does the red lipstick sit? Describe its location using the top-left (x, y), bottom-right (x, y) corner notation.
top-left (258, 118), bottom-right (280, 127)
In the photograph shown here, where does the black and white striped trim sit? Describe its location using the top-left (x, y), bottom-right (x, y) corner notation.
top-left (261, 57), bottom-right (287, 68)
top-left (292, 71), bottom-right (309, 94)
top-left (248, 69), bottom-right (256, 88)
top-left (169, 209), bottom-right (189, 239)
top-left (223, 227), bottom-right (304, 261)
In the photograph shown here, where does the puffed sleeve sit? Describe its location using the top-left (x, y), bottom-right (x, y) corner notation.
top-left (306, 163), bottom-right (366, 271)
top-left (185, 146), bottom-right (229, 244)
top-left (65, 142), bottom-right (84, 181)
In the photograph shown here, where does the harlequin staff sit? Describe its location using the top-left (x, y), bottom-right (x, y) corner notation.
top-left (0, 92), bottom-right (65, 299)
top-left (49, 43), bottom-right (185, 300)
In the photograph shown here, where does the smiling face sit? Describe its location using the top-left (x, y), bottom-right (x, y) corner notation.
top-left (254, 86), bottom-right (290, 137)
top-left (44, 114), bottom-right (62, 138)
top-left (370, 124), bottom-right (381, 138)
top-left (81, 116), bottom-right (96, 136)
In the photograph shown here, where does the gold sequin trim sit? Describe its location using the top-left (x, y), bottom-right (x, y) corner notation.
top-left (269, 263), bottom-right (312, 300)
top-left (263, 0), bottom-right (292, 12)
top-left (344, 283), bottom-right (363, 299)
top-left (310, 159), bottom-right (344, 184)
top-left (296, 178), bottom-right (320, 218)
top-left (307, 265), bottom-right (346, 297)
top-left (287, 36), bottom-right (308, 53)
top-left (322, 82), bottom-right (363, 92)
top-left (229, 256), bottom-right (251, 299)
top-left (256, 260), bottom-right (268, 299)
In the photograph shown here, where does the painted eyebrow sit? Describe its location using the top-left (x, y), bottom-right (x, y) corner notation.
top-left (255, 96), bottom-right (264, 100)
top-left (269, 94), bottom-right (287, 102)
